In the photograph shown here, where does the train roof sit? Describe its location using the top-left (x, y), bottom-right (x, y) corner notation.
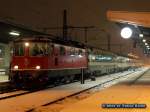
top-left (12, 35), bottom-right (138, 60)
top-left (12, 35), bottom-right (86, 49)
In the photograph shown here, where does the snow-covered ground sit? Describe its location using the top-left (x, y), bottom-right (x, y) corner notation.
top-left (0, 67), bottom-right (148, 112)
top-left (60, 68), bottom-right (150, 112)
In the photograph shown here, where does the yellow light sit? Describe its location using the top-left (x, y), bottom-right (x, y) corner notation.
top-left (25, 42), bottom-right (29, 47)
top-left (36, 66), bottom-right (40, 69)
top-left (14, 65), bottom-right (18, 69)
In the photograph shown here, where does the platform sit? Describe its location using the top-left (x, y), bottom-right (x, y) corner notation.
top-left (61, 69), bottom-right (150, 112)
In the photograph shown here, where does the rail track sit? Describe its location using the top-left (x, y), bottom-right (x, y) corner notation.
top-left (0, 70), bottom-right (134, 100)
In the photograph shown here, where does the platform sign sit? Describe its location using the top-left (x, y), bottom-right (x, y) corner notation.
top-left (95, 55), bottom-right (113, 62)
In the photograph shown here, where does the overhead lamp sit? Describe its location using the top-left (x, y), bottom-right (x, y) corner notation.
top-left (25, 42), bottom-right (29, 47)
top-left (143, 39), bottom-right (146, 42)
top-left (121, 27), bottom-right (132, 39)
top-left (9, 31), bottom-right (20, 36)
top-left (145, 43), bottom-right (148, 46)
top-left (139, 34), bottom-right (144, 38)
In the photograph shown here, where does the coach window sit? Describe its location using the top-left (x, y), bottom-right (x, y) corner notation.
top-left (75, 49), bottom-right (79, 55)
top-left (78, 49), bottom-right (83, 55)
top-left (14, 43), bottom-right (24, 56)
top-left (60, 46), bottom-right (66, 56)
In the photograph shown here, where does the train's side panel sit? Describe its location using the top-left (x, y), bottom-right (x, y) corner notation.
top-left (11, 43), bottom-right (88, 71)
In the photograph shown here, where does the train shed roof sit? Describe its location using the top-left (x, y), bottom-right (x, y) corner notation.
top-left (0, 20), bottom-right (47, 43)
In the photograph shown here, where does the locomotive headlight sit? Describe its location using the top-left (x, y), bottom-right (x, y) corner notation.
top-left (14, 65), bottom-right (19, 69)
top-left (25, 42), bottom-right (29, 47)
top-left (36, 65), bottom-right (41, 70)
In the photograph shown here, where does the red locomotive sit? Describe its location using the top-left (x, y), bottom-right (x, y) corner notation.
top-left (10, 36), bottom-right (88, 87)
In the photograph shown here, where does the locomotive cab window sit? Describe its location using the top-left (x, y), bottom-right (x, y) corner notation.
top-left (13, 43), bottom-right (24, 56)
top-left (30, 42), bottom-right (52, 56)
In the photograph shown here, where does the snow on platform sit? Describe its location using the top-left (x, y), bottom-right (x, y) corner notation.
top-left (61, 68), bottom-right (150, 112)
top-left (0, 68), bottom-right (147, 112)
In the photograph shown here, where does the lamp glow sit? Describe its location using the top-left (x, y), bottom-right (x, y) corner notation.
top-left (143, 39), bottom-right (146, 42)
top-left (25, 42), bottom-right (29, 47)
top-left (14, 65), bottom-right (18, 69)
top-left (9, 31), bottom-right (20, 36)
top-left (121, 27), bottom-right (132, 39)
top-left (145, 43), bottom-right (148, 46)
top-left (36, 66), bottom-right (40, 69)
top-left (139, 34), bottom-right (144, 38)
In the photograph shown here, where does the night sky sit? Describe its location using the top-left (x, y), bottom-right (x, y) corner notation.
top-left (0, 0), bottom-right (150, 63)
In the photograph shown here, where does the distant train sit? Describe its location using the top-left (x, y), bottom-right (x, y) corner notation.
top-left (9, 36), bottom-right (140, 87)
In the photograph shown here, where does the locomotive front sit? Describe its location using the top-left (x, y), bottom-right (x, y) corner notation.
top-left (10, 39), bottom-right (52, 86)
top-left (9, 37), bottom-right (88, 87)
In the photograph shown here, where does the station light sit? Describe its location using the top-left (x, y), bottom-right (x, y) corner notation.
top-left (139, 34), bottom-right (144, 38)
top-left (9, 31), bottom-right (20, 36)
top-left (145, 43), bottom-right (148, 46)
top-left (14, 65), bottom-right (19, 70)
top-left (143, 39), bottom-right (146, 42)
top-left (36, 65), bottom-right (41, 70)
top-left (121, 27), bottom-right (132, 39)
top-left (25, 42), bottom-right (29, 47)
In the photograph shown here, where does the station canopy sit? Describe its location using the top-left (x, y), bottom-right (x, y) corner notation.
top-left (107, 11), bottom-right (150, 54)
top-left (0, 20), bottom-right (47, 43)
top-left (107, 11), bottom-right (150, 37)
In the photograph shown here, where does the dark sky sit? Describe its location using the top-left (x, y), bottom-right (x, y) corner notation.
top-left (0, 0), bottom-right (150, 62)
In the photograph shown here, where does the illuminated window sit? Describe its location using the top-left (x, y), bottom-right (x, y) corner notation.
top-left (30, 42), bottom-right (53, 56)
